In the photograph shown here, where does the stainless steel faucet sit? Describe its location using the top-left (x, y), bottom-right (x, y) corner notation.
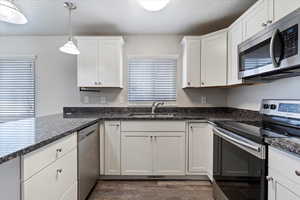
top-left (151, 102), bottom-right (165, 115)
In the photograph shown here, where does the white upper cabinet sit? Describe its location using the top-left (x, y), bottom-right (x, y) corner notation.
top-left (271, 0), bottom-right (300, 23)
top-left (77, 36), bottom-right (124, 88)
top-left (242, 0), bottom-right (272, 41)
top-left (181, 37), bottom-right (201, 88)
top-left (228, 20), bottom-right (243, 86)
top-left (201, 29), bottom-right (228, 87)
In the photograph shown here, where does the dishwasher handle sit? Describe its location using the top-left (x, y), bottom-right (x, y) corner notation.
top-left (78, 123), bottom-right (98, 142)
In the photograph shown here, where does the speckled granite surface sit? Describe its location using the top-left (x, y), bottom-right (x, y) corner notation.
top-left (0, 114), bottom-right (98, 164)
top-left (265, 137), bottom-right (300, 157)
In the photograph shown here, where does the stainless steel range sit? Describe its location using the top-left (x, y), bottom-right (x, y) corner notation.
top-left (212, 99), bottom-right (300, 200)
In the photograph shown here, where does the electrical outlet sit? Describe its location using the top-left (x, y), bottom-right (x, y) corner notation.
top-left (201, 96), bottom-right (207, 104)
top-left (83, 96), bottom-right (89, 104)
top-left (100, 96), bottom-right (107, 104)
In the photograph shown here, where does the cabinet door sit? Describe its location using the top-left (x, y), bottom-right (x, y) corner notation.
top-left (182, 38), bottom-right (201, 88)
top-left (268, 178), bottom-right (300, 200)
top-left (201, 30), bottom-right (228, 87)
top-left (272, 0), bottom-right (300, 22)
top-left (104, 121), bottom-right (121, 175)
top-left (121, 133), bottom-right (153, 175)
top-left (228, 21), bottom-right (243, 85)
top-left (77, 39), bottom-right (99, 87)
top-left (188, 123), bottom-right (209, 174)
top-left (99, 40), bottom-right (123, 88)
top-left (243, 0), bottom-right (270, 41)
top-left (153, 132), bottom-right (185, 175)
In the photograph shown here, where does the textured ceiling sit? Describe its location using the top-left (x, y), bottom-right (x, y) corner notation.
top-left (0, 0), bottom-right (257, 35)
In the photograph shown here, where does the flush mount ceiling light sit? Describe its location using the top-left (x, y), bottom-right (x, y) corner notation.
top-left (0, 0), bottom-right (27, 24)
top-left (137, 0), bottom-right (170, 12)
top-left (59, 2), bottom-right (80, 55)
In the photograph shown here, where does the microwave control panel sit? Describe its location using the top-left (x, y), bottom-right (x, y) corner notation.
top-left (282, 24), bottom-right (298, 58)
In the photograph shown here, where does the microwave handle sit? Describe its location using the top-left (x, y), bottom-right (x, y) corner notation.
top-left (270, 29), bottom-right (282, 68)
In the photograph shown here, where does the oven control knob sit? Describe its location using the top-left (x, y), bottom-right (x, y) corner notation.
top-left (270, 104), bottom-right (277, 110)
top-left (263, 104), bottom-right (270, 109)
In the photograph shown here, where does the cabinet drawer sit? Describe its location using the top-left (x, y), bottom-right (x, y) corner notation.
top-left (60, 181), bottom-right (77, 200)
top-left (23, 133), bottom-right (77, 181)
top-left (121, 121), bottom-right (186, 132)
top-left (269, 147), bottom-right (300, 185)
top-left (23, 149), bottom-right (77, 200)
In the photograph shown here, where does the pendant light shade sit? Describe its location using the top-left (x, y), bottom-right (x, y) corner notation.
top-left (59, 40), bottom-right (80, 55)
top-left (0, 0), bottom-right (27, 24)
top-left (137, 0), bottom-right (170, 12)
top-left (60, 2), bottom-right (80, 55)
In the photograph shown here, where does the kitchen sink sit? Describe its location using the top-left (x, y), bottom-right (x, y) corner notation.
top-left (128, 113), bottom-right (177, 118)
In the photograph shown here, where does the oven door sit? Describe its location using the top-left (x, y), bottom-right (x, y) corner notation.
top-left (213, 127), bottom-right (267, 200)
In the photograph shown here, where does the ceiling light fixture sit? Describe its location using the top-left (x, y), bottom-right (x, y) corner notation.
top-left (137, 0), bottom-right (170, 12)
top-left (59, 2), bottom-right (80, 55)
top-left (0, 0), bottom-right (27, 24)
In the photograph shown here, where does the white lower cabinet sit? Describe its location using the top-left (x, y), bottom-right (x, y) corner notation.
top-left (268, 147), bottom-right (300, 200)
top-left (60, 181), bottom-right (78, 200)
top-left (187, 122), bottom-right (213, 179)
top-left (23, 148), bottom-right (77, 200)
top-left (104, 121), bottom-right (121, 175)
top-left (121, 131), bottom-right (185, 175)
top-left (121, 133), bottom-right (153, 175)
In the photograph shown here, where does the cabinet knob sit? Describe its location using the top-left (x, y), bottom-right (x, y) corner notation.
top-left (94, 81), bottom-right (98, 85)
top-left (267, 20), bottom-right (272, 24)
top-left (56, 148), bottom-right (62, 153)
top-left (295, 170), bottom-right (300, 176)
top-left (266, 176), bottom-right (273, 181)
top-left (262, 22), bottom-right (267, 27)
top-left (201, 82), bottom-right (205, 85)
top-left (188, 82), bottom-right (191, 86)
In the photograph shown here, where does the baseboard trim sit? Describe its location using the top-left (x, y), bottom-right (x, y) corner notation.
top-left (98, 175), bottom-right (210, 181)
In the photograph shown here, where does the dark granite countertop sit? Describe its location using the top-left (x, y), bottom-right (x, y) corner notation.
top-left (0, 114), bottom-right (98, 165)
top-left (265, 137), bottom-right (300, 157)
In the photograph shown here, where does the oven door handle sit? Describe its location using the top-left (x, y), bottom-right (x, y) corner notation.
top-left (214, 128), bottom-right (261, 152)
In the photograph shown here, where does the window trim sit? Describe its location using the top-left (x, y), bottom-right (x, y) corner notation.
top-left (127, 55), bottom-right (178, 105)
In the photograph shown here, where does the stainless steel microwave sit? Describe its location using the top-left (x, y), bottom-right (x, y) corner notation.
top-left (238, 8), bottom-right (300, 81)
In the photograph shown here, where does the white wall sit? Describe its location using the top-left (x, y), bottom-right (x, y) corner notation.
top-left (0, 35), bottom-right (227, 116)
top-left (227, 76), bottom-right (300, 111)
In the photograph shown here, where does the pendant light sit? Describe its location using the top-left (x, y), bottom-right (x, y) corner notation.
top-left (59, 2), bottom-right (80, 55)
top-left (137, 0), bottom-right (170, 12)
top-left (0, 0), bottom-right (27, 24)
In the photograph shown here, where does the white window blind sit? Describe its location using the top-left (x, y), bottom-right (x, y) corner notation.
top-left (0, 58), bottom-right (35, 122)
top-left (128, 58), bottom-right (177, 102)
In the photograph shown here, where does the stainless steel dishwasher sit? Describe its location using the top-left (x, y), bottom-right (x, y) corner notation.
top-left (78, 123), bottom-right (99, 200)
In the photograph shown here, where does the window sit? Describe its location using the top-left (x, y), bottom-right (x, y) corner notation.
top-left (0, 57), bottom-right (35, 122)
top-left (128, 58), bottom-right (177, 102)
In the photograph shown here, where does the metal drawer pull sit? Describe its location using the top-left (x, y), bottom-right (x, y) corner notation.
top-left (57, 169), bottom-right (63, 173)
top-left (266, 176), bottom-right (273, 181)
top-left (295, 170), bottom-right (300, 176)
top-left (56, 148), bottom-right (62, 153)
top-left (214, 128), bottom-right (261, 152)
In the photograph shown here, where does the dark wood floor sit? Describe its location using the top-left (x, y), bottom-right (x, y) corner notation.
top-left (88, 181), bottom-right (214, 200)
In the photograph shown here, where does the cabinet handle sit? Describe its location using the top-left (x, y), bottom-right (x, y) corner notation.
top-left (201, 82), bottom-right (205, 85)
top-left (150, 136), bottom-right (153, 142)
top-left (187, 82), bottom-right (191, 86)
top-left (262, 22), bottom-right (267, 27)
top-left (266, 176), bottom-right (273, 181)
top-left (56, 148), bottom-right (62, 153)
top-left (295, 170), bottom-right (300, 176)
top-left (267, 20), bottom-right (272, 24)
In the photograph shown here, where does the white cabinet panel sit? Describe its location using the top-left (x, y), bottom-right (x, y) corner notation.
top-left (104, 121), bottom-right (121, 175)
top-left (99, 40), bottom-right (123, 87)
top-left (60, 181), bottom-right (77, 200)
top-left (77, 39), bottom-right (99, 87)
top-left (182, 37), bottom-right (201, 88)
top-left (201, 29), bottom-right (228, 87)
top-left (228, 20), bottom-right (243, 86)
top-left (187, 123), bottom-right (213, 177)
top-left (122, 121), bottom-right (186, 132)
top-left (77, 37), bottom-right (124, 88)
top-left (243, 0), bottom-right (271, 41)
top-left (272, 0), bottom-right (300, 22)
top-left (154, 133), bottom-right (185, 175)
top-left (121, 133), bottom-right (153, 175)
top-left (0, 157), bottom-right (20, 200)
top-left (23, 149), bottom-right (77, 200)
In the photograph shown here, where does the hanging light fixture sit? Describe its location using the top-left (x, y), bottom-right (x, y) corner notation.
top-left (0, 0), bottom-right (27, 24)
top-left (59, 2), bottom-right (80, 55)
top-left (137, 0), bottom-right (170, 12)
